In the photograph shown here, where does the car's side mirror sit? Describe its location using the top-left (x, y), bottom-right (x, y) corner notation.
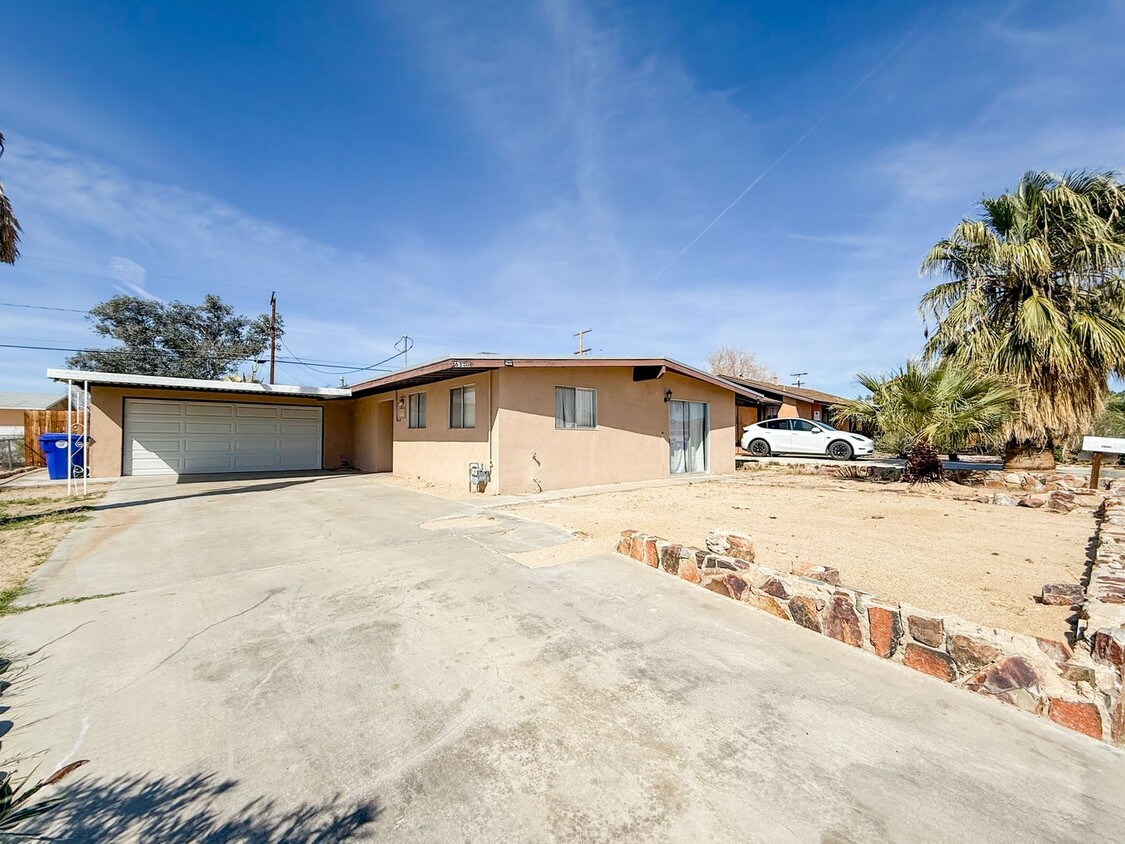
top-left (810, 427), bottom-right (822, 434)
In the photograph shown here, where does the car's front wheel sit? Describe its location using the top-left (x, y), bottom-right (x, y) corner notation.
top-left (747, 438), bottom-right (771, 457)
top-left (827, 440), bottom-right (854, 461)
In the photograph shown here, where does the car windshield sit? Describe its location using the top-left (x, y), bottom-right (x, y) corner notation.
top-left (815, 420), bottom-right (838, 430)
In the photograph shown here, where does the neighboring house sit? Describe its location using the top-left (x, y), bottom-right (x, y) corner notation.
top-left (721, 376), bottom-right (854, 436)
top-left (46, 357), bottom-right (774, 494)
top-left (0, 391), bottom-right (67, 435)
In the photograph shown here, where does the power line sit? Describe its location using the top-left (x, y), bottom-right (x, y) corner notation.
top-left (7, 258), bottom-right (581, 343)
top-left (0, 326), bottom-right (391, 370)
top-left (1, 290), bottom-right (574, 353)
top-left (281, 337), bottom-right (409, 377)
top-left (0, 301), bottom-right (89, 314)
top-left (0, 341), bottom-right (339, 370)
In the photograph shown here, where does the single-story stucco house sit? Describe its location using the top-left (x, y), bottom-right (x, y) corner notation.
top-left (46, 356), bottom-right (773, 494)
top-left (0, 391), bottom-right (67, 435)
top-left (723, 376), bottom-right (854, 435)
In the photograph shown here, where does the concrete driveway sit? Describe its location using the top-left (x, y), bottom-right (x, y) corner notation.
top-left (3, 473), bottom-right (1124, 842)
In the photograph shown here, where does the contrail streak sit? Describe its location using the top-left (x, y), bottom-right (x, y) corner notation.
top-left (655, 19), bottom-right (924, 279)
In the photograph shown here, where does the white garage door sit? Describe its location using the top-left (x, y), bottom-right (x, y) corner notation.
top-left (123, 399), bottom-right (323, 476)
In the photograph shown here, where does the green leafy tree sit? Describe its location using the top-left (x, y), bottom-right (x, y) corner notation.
top-left (0, 132), bottom-right (20, 265)
top-left (67, 294), bottom-right (279, 380)
top-left (920, 169), bottom-right (1125, 470)
top-left (834, 360), bottom-right (1019, 483)
top-left (1091, 391), bottom-right (1125, 439)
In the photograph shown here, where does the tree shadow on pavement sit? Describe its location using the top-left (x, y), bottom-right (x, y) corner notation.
top-left (20, 771), bottom-right (381, 842)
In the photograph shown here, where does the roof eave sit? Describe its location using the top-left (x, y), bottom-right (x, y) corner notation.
top-left (46, 369), bottom-right (352, 399)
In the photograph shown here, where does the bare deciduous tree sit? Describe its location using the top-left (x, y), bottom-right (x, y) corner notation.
top-left (706, 345), bottom-right (776, 381)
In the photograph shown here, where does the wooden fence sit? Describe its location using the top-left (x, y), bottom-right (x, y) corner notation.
top-left (22, 410), bottom-right (70, 469)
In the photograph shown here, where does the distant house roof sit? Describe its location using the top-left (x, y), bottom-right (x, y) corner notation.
top-left (350, 355), bottom-right (776, 404)
top-left (722, 376), bottom-right (850, 406)
top-left (0, 391), bottom-right (67, 411)
top-left (45, 369), bottom-right (351, 399)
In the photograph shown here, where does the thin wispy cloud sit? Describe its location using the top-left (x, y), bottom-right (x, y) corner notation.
top-left (1, 0), bottom-right (1123, 396)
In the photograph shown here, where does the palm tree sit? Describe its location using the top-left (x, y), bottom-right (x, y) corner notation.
top-left (834, 360), bottom-right (1019, 483)
top-left (920, 170), bottom-right (1125, 470)
top-left (0, 132), bottom-right (20, 265)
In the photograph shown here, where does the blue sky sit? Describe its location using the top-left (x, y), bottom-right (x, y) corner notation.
top-left (2, 0), bottom-right (1124, 395)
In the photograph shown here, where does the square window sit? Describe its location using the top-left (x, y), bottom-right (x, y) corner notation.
top-left (555, 386), bottom-right (597, 429)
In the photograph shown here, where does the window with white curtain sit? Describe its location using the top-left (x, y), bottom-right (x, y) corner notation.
top-left (449, 385), bottom-right (476, 429)
top-left (555, 386), bottom-right (597, 429)
top-left (407, 392), bottom-right (426, 428)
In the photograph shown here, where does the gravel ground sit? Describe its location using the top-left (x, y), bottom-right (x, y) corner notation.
top-left (497, 469), bottom-right (1093, 641)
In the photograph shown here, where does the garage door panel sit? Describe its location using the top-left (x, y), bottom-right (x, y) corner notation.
top-left (280, 407), bottom-right (318, 419)
top-left (187, 404), bottom-right (233, 416)
top-left (130, 451), bottom-right (183, 475)
top-left (279, 438), bottom-right (318, 452)
top-left (183, 455), bottom-right (236, 473)
top-left (183, 440), bottom-right (233, 452)
top-left (235, 422), bottom-right (283, 435)
top-left (124, 399), bottom-right (322, 476)
top-left (129, 420), bottom-right (186, 434)
top-left (185, 421), bottom-right (236, 435)
top-left (280, 422), bottom-right (319, 435)
top-left (130, 401), bottom-right (183, 415)
top-left (236, 406), bottom-right (281, 418)
top-left (278, 453), bottom-right (320, 469)
top-left (233, 437), bottom-right (281, 453)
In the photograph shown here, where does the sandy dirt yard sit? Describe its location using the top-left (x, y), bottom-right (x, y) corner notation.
top-left (498, 470), bottom-right (1094, 641)
top-left (0, 483), bottom-right (111, 607)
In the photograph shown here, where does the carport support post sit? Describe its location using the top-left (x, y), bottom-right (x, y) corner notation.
top-left (1090, 451), bottom-right (1102, 491)
top-left (66, 378), bottom-right (73, 495)
top-left (83, 379), bottom-right (89, 494)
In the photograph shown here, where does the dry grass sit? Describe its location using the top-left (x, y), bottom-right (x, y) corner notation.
top-left (498, 470), bottom-right (1093, 640)
top-left (0, 484), bottom-right (112, 612)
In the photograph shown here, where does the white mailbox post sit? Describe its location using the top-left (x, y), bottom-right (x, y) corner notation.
top-left (1081, 436), bottom-right (1125, 489)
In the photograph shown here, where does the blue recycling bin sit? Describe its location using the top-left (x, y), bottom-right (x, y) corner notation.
top-left (39, 433), bottom-right (87, 480)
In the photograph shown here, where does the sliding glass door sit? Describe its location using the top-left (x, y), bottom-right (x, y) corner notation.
top-left (669, 400), bottom-right (709, 474)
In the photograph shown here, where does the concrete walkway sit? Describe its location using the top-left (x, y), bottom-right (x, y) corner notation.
top-left (3, 473), bottom-right (1123, 841)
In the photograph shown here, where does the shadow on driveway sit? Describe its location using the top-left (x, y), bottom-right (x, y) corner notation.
top-left (22, 771), bottom-right (381, 842)
top-left (91, 478), bottom-right (328, 512)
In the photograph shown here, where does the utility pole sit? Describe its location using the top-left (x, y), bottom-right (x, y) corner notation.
top-left (269, 292), bottom-right (277, 385)
top-left (790, 371), bottom-right (808, 388)
top-left (395, 335), bottom-right (413, 367)
top-left (574, 329), bottom-right (592, 356)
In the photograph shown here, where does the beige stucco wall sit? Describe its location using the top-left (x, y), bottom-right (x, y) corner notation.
top-left (0, 409), bottom-right (23, 427)
top-left (736, 406), bottom-right (759, 443)
top-left (350, 394), bottom-right (395, 472)
top-left (493, 367), bottom-right (735, 495)
top-left (381, 372), bottom-right (498, 488)
top-left (86, 386), bottom-right (354, 478)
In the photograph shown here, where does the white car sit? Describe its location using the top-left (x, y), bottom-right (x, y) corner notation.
top-left (741, 418), bottom-right (874, 460)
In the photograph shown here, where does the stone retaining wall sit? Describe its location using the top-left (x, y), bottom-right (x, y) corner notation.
top-left (1080, 481), bottom-right (1125, 743)
top-left (615, 527), bottom-right (1123, 745)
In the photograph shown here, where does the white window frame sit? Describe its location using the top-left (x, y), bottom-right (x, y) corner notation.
top-left (449, 385), bottom-right (476, 429)
top-left (407, 392), bottom-right (426, 429)
top-left (555, 386), bottom-right (597, 430)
